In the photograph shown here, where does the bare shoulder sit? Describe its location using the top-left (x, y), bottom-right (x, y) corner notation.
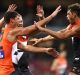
top-left (72, 25), bottom-right (80, 32)
top-left (9, 27), bottom-right (23, 35)
top-left (7, 27), bottom-right (23, 42)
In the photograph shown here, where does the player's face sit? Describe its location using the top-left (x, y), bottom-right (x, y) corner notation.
top-left (67, 10), bottom-right (75, 23)
top-left (14, 15), bottom-right (23, 27)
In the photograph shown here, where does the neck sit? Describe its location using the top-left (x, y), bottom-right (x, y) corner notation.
top-left (75, 17), bottom-right (80, 23)
top-left (70, 17), bottom-right (80, 24)
top-left (6, 23), bottom-right (16, 28)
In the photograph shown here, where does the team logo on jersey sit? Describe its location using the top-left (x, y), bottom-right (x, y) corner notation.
top-left (0, 49), bottom-right (4, 59)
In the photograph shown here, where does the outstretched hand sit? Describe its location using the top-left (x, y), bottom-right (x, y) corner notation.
top-left (36, 5), bottom-right (44, 18)
top-left (51, 5), bottom-right (61, 17)
top-left (7, 4), bottom-right (17, 12)
top-left (45, 48), bottom-right (59, 57)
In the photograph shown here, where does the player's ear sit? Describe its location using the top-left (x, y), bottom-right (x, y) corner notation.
top-left (10, 18), bottom-right (15, 23)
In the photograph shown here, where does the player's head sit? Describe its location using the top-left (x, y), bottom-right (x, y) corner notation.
top-left (59, 43), bottom-right (67, 57)
top-left (67, 3), bottom-right (80, 23)
top-left (4, 11), bottom-right (23, 27)
top-left (60, 50), bottom-right (67, 57)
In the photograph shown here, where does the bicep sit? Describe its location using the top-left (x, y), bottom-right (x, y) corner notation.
top-left (57, 27), bottom-right (77, 39)
top-left (10, 25), bottom-right (36, 36)
top-left (64, 26), bottom-right (80, 37)
top-left (21, 24), bottom-right (40, 36)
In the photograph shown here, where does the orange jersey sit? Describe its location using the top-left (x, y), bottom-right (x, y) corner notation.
top-left (0, 27), bottom-right (15, 75)
top-left (55, 57), bottom-right (67, 75)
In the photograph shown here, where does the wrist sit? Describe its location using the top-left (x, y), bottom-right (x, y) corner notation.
top-left (43, 48), bottom-right (47, 53)
top-left (50, 14), bottom-right (54, 18)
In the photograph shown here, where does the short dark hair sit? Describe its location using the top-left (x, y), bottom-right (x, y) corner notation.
top-left (4, 11), bottom-right (19, 23)
top-left (68, 3), bottom-right (80, 17)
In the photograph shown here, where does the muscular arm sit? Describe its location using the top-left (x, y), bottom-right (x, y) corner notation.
top-left (8, 6), bottom-right (61, 42)
top-left (36, 26), bottom-right (79, 39)
top-left (43, 29), bottom-right (73, 39)
top-left (20, 45), bottom-right (48, 53)
top-left (13, 6), bottom-right (61, 35)
top-left (9, 15), bottom-right (55, 37)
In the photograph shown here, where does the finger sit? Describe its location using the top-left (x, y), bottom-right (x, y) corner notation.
top-left (11, 4), bottom-right (17, 11)
top-left (8, 5), bottom-right (12, 11)
top-left (10, 4), bottom-right (14, 9)
top-left (12, 4), bottom-right (17, 9)
top-left (12, 6), bottom-right (17, 11)
top-left (37, 5), bottom-right (40, 12)
top-left (56, 5), bottom-right (61, 11)
top-left (7, 4), bottom-right (17, 12)
top-left (49, 49), bottom-right (59, 57)
top-left (37, 5), bottom-right (42, 12)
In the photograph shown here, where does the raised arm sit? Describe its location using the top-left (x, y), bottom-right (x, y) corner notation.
top-left (0, 4), bottom-right (17, 28)
top-left (29, 5), bottom-right (46, 36)
top-left (16, 5), bottom-right (61, 35)
top-left (36, 5), bottom-right (45, 20)
top-left (8, 5), bottom-right (61, 42)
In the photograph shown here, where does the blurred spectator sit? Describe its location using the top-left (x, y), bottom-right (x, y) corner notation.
top-left (51, 43), bottom-right (68, 75)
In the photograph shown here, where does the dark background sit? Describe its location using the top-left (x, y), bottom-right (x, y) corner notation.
top-left (0, 0), bottom-right (80, 75)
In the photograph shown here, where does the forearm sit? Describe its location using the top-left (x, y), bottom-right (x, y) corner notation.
top-left (39, 16), bottom-right (46, 28)
top-left (22, 14), bottom-right (54, 35)
top-left (42, 28), bottom-right (64, 39)
top-left (36, 14), bottom-right (54, 27)
top-left (0, 17), bottom-right (4, 28)
top-left (22, 45), bottom-right (47, 53)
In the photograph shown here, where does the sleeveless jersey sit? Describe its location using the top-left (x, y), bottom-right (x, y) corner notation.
top-left (0, 27), bottom-right (15, 75)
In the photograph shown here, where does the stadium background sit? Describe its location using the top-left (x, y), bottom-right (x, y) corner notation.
top-left (0, 0), bottom-right (80, 75)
